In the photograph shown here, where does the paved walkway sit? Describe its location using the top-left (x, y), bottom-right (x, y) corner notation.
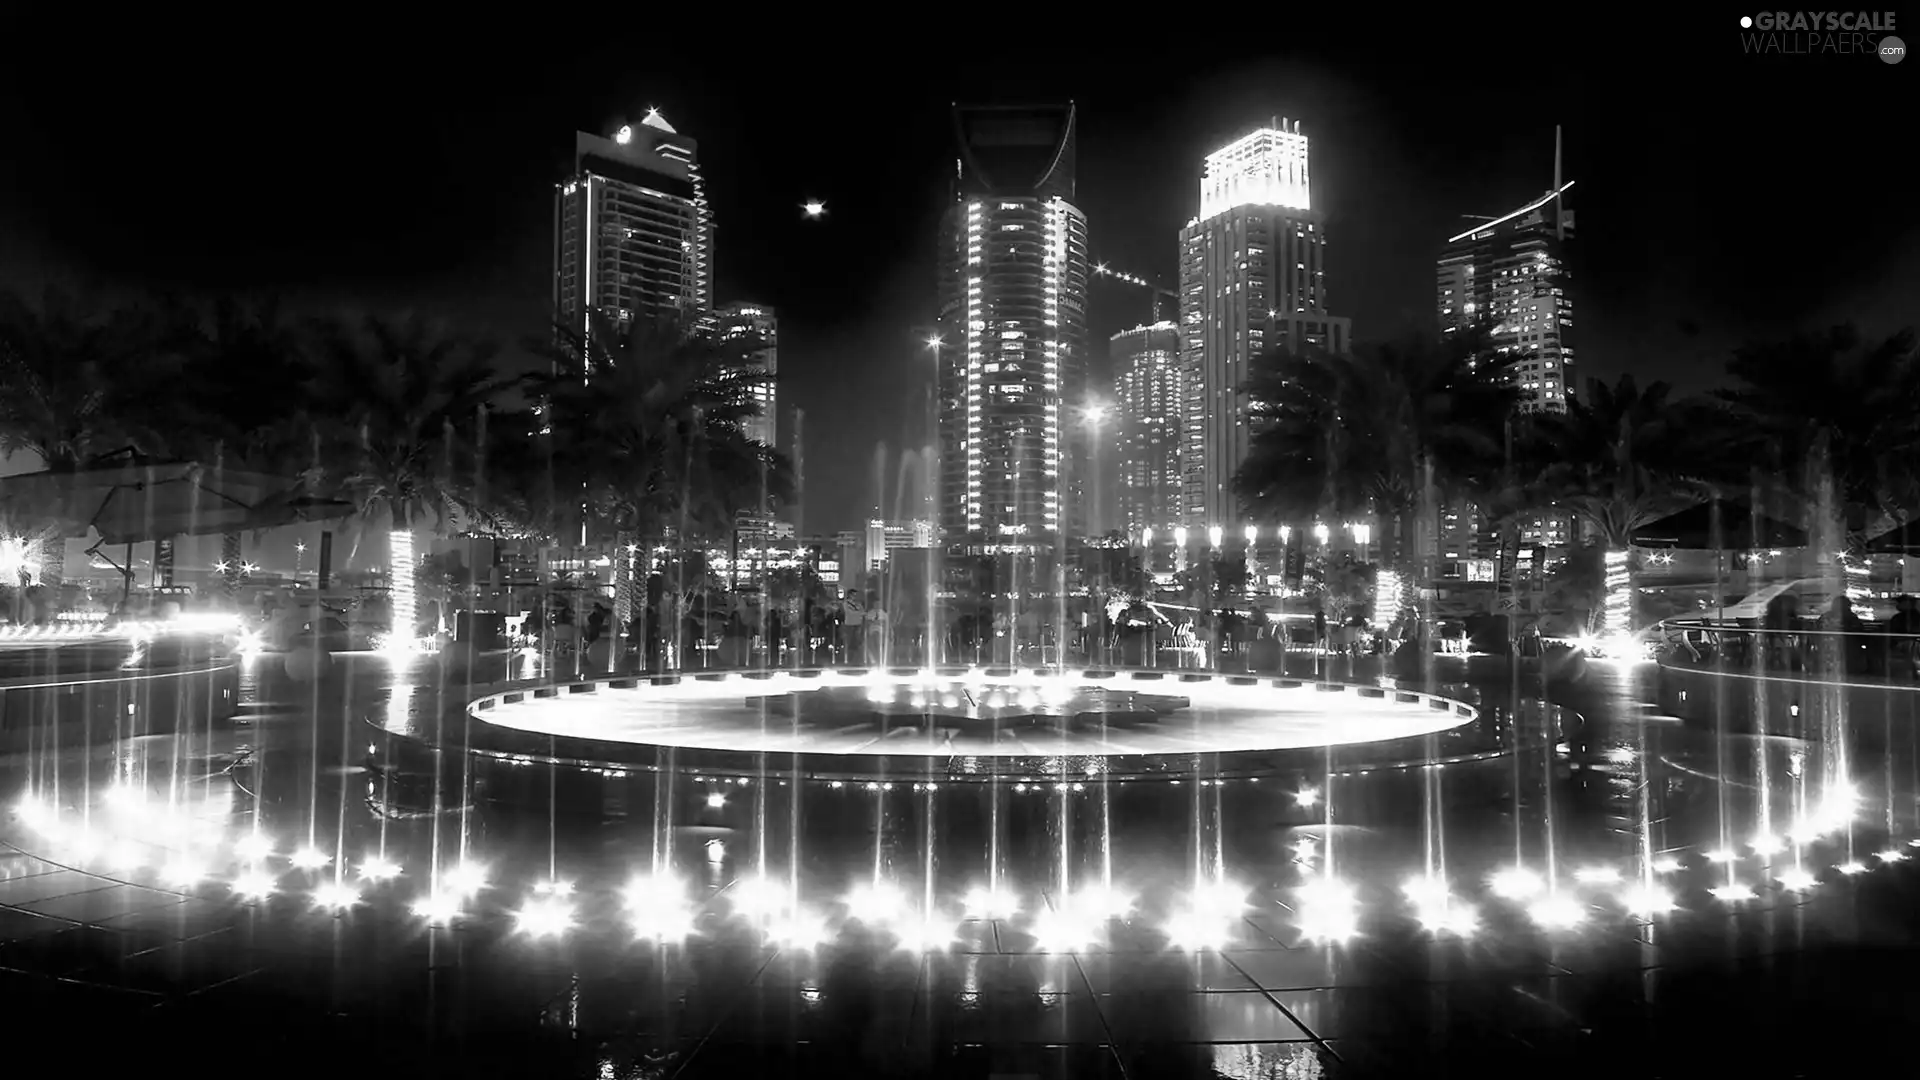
top-left (2, 653), bottom-right (1917, 1077)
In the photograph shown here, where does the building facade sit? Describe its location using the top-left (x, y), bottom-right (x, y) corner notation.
top-left (1110, 322), bottom-right (1183, 539)
top-left (936, 104), bottom-right (1090, 552)
top-left (1178, 120), bottom-right (1349, 531)
top-left (1436, 178), bottom-right (1578, 561)
top-left (1436, 183), bottom-right (1576, 413)
top-left (553, 110), bottom-right (712, 335)
top-left (712, 302), bottom-right (778, 448)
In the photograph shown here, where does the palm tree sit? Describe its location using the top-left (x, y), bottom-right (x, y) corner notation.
top-left (306, 314), bottom-right (519, 643)
top-left (1716, 325), bottom-right (1920, 538)
top-left (0, 286), bottom-right (185, 470)
top-left (537, 314), bottom-right (793, 538)
top-left (1513, 374), bottom-right (1735, 641)
top-left (1236, 330), bottom-right (1515, 583)
top-left (534, 314), bottom-right (794, 634)
top-left (0, 287), bottom-right (188, 592)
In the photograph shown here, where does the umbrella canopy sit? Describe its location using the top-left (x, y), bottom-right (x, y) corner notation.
top-left (1631, 502), bottom-right (1808, 550)
top-left (1862, 519), bottom-right (1920, 554)
top-left (0, 460), bottom-right (353, 544)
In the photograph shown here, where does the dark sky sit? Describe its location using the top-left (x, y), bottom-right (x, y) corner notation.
top-left (4, 18), bottom-right (1915, 533)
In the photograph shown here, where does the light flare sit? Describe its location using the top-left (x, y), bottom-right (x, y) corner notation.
top-left (1618, 883), bottom-right (1675, 917)
top-left (1776, 868), bottom-right (1818, 892)
top-left (514, 893), bottom-right (577, 938)
top-left (1294, 875), bottom-right (1359, 943)
top-left (442, 860), bottom-right (489, 897)
top-left (289, 844), bottom-right (331, 871)
top-left (411, 891), bottom-right (464, 924)
top-left (1525, 893), bottom-right (1586, 930)
top-left (962, 884), bottom-right (1021, 920)
top-left (1573, 865), bottom-right (1622, 886)
top-left (1709, 883), bottom-right (1757, 903)
top-left (359, 855), bottom-right (403, 881)
top-left (1489, 866), bottom-right (1544, 900)
top-left (231, 870), bottom-right (277, 901)
top-left (313, 881), bottom-right (363, 910)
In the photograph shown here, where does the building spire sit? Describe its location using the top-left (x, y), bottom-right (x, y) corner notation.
top-left (1553, 125), bottom-right (1565, 241)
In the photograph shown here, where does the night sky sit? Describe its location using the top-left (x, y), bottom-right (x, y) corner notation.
top-left (3, 19), bottom-right (1914, 533)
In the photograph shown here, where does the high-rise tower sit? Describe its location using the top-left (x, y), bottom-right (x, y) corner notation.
top-left (1111, 322), bottom-right (1183, 539)
top-left (1435, 132), bottom-right (1579, 564)
top-left (1436, 184), bottom-right (1576, 413)
top-left (553, 110), bottom-right (712, 335)
top-left (712, 302), bottom-right (778, 448)
top-left (1178, 120), bottom-right (1349, 531)
top-left (936, 104), bottom-right (1090, 551)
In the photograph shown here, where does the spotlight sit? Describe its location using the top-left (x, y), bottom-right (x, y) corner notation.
top-left (1776, 868), bottom-right (1818, 892)
top-left (231, 870), bottom-right (277, 901)
top-left (1294, 786), bottom-right (1320, 808)
top-left (1703, 849), bottom-right (1737, 864)
top-left (802, 200), bottom-right (827, 219)
top-left (1650, 856), bottom-right (1683, 875)
top-left (1708, 883), bottom-right (1756, 903)
top-left (1573, 865), bottom-right (1622, 886)
top-left (514, 894), bottom-right (576, 939)
top-left (1524, 894), bottom-right (1585, 930)
top-left (1836, 861), bottom-right (1867, 875)
top-left (1618, 883), bottom-right (1675, 917)
top-left (1161, 905), bottom-right (1233, 952)
top-left (358, 855), bottom-right (403, 881)
top-left (442, 860), bottom-right (488, 897)
top-left (962, 884), bottom-right (1021, 920)
top-left (728, 874), bottom-right (793, 920)
top-left (1876, 849), bottom-right (1907, 864)
top-left (313, 881), bottom-right (363, 911)
top-left (411, 891), bottom-right (464, 925)
top-left (765, 908), bottom-right (829, 951)
top-left (705, 792), bottom-right (727, 810)
top-left (1294, 876), bottom-right (1359, 943)
top-left (289, 845), bottom-right (331, 871)
top-left (894, 917), bottom-right (957, 954)
top-left (233, 831), bottom-right (275, 863)
top-left (1029, 904), bottom-right (1101, 953)
top-left (1489, 866), bottom-right (1544, 901)
top-left (844, 880), bottom-right (909, 926)
top-left (1750, 834), bottom-right (1784, 857)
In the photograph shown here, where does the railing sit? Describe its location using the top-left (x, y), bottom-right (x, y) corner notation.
top-left (1656, 617), bottom-right (1920, 683)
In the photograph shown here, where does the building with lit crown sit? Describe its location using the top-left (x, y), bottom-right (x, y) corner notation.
top-left (712, 302), bottom-right (777, 448)
top-left (1437, 184), bottom-right (1576, 413)
top-left (1436, 165), bottom-right (1578, 564)
top-left (936, 104), bottom-right (1090, 552)
top-left (553, 110), bottom-right (712, 335)
top-left (1110, 322), bottom-right (1183, 539)
top-left (1178, 120), bottom-right (1349, 531)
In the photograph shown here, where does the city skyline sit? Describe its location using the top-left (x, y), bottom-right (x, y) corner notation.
top-left (5, 34), bottom-right (1915, 533)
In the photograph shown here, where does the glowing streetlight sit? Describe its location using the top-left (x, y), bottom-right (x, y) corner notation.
top-left (802, 200), bottom-right (827, 219)
top-left (1208, 525), bottom-right (1223, 548)
top-left (924, 333), bottom-right (943, 352)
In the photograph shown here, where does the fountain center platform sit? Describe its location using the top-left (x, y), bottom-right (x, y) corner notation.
top-left (424, 668), bottom-right (1483, 782)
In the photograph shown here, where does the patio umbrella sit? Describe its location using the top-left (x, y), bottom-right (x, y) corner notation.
top-left (1861, 519), bottom-right (1920, 554)
top-left (0, 460), bottom-right (353, 543)
top-left (1631, 502), bottom-right (1808, 549)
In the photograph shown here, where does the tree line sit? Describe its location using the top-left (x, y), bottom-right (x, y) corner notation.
top-left (1233, 323), bottom-right (1920, 567)
top-left (0, 287), bottom-right (795, 558)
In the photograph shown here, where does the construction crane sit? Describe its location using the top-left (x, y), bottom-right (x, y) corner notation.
top-left (1093, 263), bottom-right (1177, 323)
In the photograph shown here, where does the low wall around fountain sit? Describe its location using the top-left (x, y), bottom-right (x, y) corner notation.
top-left (1655, 663), bottom-right (1920, 748)
top-left (0, 642), bottom-right (241, 753)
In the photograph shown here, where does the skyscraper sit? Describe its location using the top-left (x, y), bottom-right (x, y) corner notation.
top-left (1436, 182), bottom-right (1576, 413)
top-left (1179, 120), bottom-right (1349, 530)
top-left (553, 110), bottom-right (712, 335)
top-left (712, 302), bottom-right (778, 448)
top-left (1436, 143), bottom-right (1578, 564)
top-left (936, 104), bottom-right (1090, 551)
top-left (1110, 322), bottom-right (1183, 539)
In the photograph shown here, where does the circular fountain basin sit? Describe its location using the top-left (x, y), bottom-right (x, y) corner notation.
top-left (447, 667), bottom-right (1482, 783)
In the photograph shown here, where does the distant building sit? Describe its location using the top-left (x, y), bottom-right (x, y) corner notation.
top-left (1179, 120), bottom-right (1350, 530)
top-left (1110, 322), bottom-right (1183, 539)
top-left (1436, 183), bottom-right (1576, 413)
top-left (935, 104), bottom-right (1090, 552)
top-left (1436, 152), bottom-right (1578, 563)
top-left (712, 302), bottom-right (778, 448)
top-left (838, 518), bottom-right (936, 580)
top-left (553, 110), bottom-right (712, 335)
